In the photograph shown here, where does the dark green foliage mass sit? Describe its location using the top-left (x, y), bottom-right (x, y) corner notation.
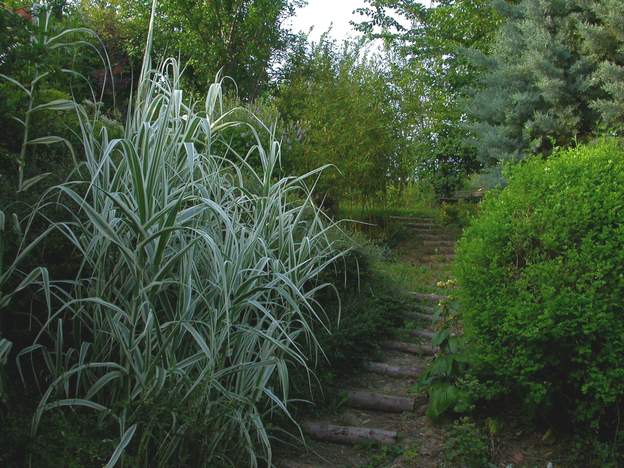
top-left (455, 139), bottom-right (624, 460)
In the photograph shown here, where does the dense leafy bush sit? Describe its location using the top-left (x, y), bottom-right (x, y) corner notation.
top-left (455, 139), bottom-right (624, 450)
top-left (437, 201), bottom-right (479, 229)
top-left (443, 417), bottom-right (491, 468)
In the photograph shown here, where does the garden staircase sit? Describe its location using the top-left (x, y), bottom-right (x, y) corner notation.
top-left (278, 217), bottom-right (457, 467)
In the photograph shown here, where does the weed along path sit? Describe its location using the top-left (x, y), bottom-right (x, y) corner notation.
top-left (277, 217), bottom-right (458, 468)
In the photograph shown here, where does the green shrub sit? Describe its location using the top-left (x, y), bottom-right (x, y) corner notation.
top-left (437, 201), bottom-right (479, 229)
top-left (455, 139), bottom-right (624, 448)
top-left (443, 417), bottom-right (491, 468)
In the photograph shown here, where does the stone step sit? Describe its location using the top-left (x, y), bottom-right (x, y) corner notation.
top-left (381, 340), bottom-right (437, 356)
top-left (411, 292), bottom-right (449, 303)
top-left (364, 361), bottom-right (423, 378)
top-left (302, 421), bottom-right (398, 445)
top-left (345, 390), bottom-right (415, 413)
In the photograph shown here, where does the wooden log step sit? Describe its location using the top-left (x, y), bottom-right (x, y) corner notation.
top-left (422, 254), bottom-right (455, 263)
top-left (415, 304), bottom-right (436, 314)
top-left (425, 254), bottom-right (454, 261)
top-left (407, 225), bottom-right (444, 233)
top-left (411, 329), bottom-right (435, 340)
top-left (423, 244), bottom-right (455, 250)
top-left (424, 252), bottom-right (455, 257)
top-left (389, 216), bottom-right (434, 223)
top-left (416, 234), bottom-right (455, 241)
top-left (406, 223), bottom-right (435, 228)
top-left (278, 462), bottom-right (327, 468)
top-left (407, 218), bottom-right (435, 223)
top-left (381, 340), bottom-right (437, 356)
top-left (411, 292), bottom-right (448, 303)
top-left (424, 245), bottom-right (455, 253)
top-left (426, 262), bottom-right (453, 270)
top-left (364, 361), bottom-right (423, 378)
top-left (423, 240), bottom-right (455, 246)
top-left (404, 311), bottom-right (436, 322)
top-left (345, 390), bottom-right (415, 413)
top-left (302, 421), bottom-right (397, 445)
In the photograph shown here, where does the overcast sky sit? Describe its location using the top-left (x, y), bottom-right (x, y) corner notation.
top-left (288, 0), bottom-right (431, 43)
top-left (288, 0), bottom-right (367, 42)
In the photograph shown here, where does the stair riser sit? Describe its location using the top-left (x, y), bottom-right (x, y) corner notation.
top-left (405, 312), bottom-right (436, 322)
top-left (422, 250), bottom-right (454, 256)
top-left (415, 235), bottom-right (456, 241)
top-left (421, 256), bottom-right (455, 263)
top-left (302, 422), bottom-right (398, 446)
top-left (412, 329), bottom-right (435, 339)
top-left (389, 216), bottom-right (434, 223)
top-left (406, 223), bottom-right (436, 229)
top-left (381, 341), bottom-right (437, 356)
top-left (411, 292), bottom-right (448, 303)
top-left (364, 362), bottom-right (423, 378)
top-left (346, 390), bottom-right (415, 413)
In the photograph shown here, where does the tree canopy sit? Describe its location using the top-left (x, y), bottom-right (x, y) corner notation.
top-left (355, 0), bottom-right (501, 194)
top-left (276, 37), bottom-right (407, 207)
top-left (80, 0), bottom-right (304, 99)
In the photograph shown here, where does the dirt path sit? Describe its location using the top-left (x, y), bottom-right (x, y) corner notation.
top-left (277, 217), bottom-right (458, 468)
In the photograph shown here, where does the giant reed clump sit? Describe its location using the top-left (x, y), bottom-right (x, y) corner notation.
top-left (16, 4), bottom-right (347, 465)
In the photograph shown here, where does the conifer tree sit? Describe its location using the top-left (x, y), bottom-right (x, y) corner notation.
top-left (582, 0), bottom-right (624, 134)
top-left (467, 0), bottom-right (598, 164)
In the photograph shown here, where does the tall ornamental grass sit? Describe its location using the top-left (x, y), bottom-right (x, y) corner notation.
top-left (17, 7), bottom-right (346, 465)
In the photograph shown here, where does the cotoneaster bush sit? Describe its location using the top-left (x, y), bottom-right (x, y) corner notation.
top-left (455, 139), bottom-right (624, 452)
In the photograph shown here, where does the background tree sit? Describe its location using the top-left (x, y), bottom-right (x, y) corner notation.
top-left (276, 37), bottom-right (407, 210)
top-left (465, 0), bottom-right (599, 165)
top-left (355, 0), bottom-right (501, 195)
top-left (581, 0), bottom-right (624, 135)
top-left (80, 0), bottom-right (304, 99)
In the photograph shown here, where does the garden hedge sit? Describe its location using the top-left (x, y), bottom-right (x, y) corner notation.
top-left (455, 139), bottom-right (624, 449)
